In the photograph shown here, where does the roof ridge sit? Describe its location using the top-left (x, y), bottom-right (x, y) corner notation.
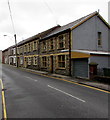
top-left (61, 11), bottom-right (98, 28)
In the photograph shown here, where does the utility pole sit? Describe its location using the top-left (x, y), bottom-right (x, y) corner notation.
top-left (7, 0), bottom-right (18, 67)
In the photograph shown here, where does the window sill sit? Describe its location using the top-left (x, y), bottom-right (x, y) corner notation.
top-left (41, 67), bottom-right (47, 68)
top-left (42, 51), bottom-right (47, 53)
top-left (56, 67), bottom-right (66, 70)
top-left (57, 48), bottom-right (65, 50)
top-left (33, 50), bottom-right (37, 51)
top-left (49, 49), bottom-right (54, 52)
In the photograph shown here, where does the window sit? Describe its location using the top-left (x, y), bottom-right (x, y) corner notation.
top-left (42, 56), bottom-right (47, 67)
top-left (20, 47), bottom-right (23, 53)
top-left (17, 47), bottom-right (19, 54)
top-left (98, 32), bottom-right (102, 46)
top-left (24, 44), bottom-right (27, 52)
top-left (58, 35), bottom-right (64, 49)
top-left (11, 49), bottom-right (13, 55)
top-left (28, 43), bottom-right (31, 52)
top-left (34, 41), bottom-right (36, 50)
top-left (28, 57), bottom-right (31, 65)
top-left (13, 57), bottom-right (16, 63)
top-left (31, 42), bottom-right (33, 51)
top-left (50, 39), bottom-right (54, 50)
top-left (13, 48), bottom-right (15, 54)
top-left (33, 41), bottom-right (37, 50)
top-left (42, 41), bottom-right (46, 52)
top-left (20, 57), bottom-right (23, 64)
top-left (58, 55), bottom-right (65, 68)
top-left (33, 56), bottom-right (37, 65)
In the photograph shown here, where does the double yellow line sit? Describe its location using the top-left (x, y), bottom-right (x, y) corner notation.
top-left (0, 79), bottom-right (7, 119)
top-left (21, 68), bottom-right (110, 94)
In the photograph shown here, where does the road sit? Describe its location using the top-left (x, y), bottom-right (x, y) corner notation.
top-left (1, 64), bottom-right (109, 118)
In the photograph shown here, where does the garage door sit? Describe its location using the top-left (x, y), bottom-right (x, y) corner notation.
top-left (73, 58), bottom-right (88, 78)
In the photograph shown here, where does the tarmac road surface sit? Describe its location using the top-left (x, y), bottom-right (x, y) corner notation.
top-left (1, 64), bottom-right (109, 118)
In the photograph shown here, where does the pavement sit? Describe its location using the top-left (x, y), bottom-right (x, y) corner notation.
top-left (0, 82), bottom-right (2, 119)
top-left (21, 67), bottom-right (110, 92)
top-left (0, 64), bottom-right (2, 119)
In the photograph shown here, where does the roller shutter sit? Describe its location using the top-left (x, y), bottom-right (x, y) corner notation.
top-left (73, 58), bottom-right (88, 78)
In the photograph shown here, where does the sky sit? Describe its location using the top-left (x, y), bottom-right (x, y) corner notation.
top-left (0, 0), bottom-right (110, 50)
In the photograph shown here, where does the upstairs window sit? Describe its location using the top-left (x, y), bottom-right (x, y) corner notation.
top-left (33, 41), bottom-right (37, 50)
top-left (42, 41), bottom-right (46, 52)
top-left (31, 42), bottom-right (33, 51)
top-left (17, 47), bottom-right (19, 54)
top-left (58, 35), bottom-right (65, 49)
top-left (11, 49), bottom-right (13, 55)
top-left (20, 47), bottom-right (23, 54)
top-left (58, 55), bottom-right (65, 68)
top-left (13, 48), bottom-right (15, 54)
top-left (24, 44), bottom-right (27, 53)
top-left (98, 32), bottom-right (102, 46)
top-left (28, 43), bottom-right (31, 52)
top-left (50, 39), bottom-right (54, 50)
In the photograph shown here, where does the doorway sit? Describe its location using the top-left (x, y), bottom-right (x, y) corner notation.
top-left (50, 56), bottom-right (53, 73)
top-left (24, 57), bottom-right (27, 68)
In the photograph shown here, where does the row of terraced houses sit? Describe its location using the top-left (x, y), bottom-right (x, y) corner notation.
top-left (2, 11), bottom-right (110, 79)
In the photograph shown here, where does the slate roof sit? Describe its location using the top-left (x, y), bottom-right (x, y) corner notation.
top-left (17, 11), bottom-right (100, 46)
top-left (17, 25), bottom-right (61, 46)
top-left (41, 11), bottom-right (98, 39)
top-left (42, 11), bottom-right (110, 39)
top-left (3, 11), bottom-right (110, 51)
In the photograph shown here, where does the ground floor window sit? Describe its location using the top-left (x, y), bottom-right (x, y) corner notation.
top-left (13, 57), bottom-right (16, 63)
top-left (58, 55), bottom-right (65, 68)
top-left (33, 56), bottom-right (37, 65)
top-left (42, 56), bottom-right (47, 67)
top-left (20, 57), bottom-right (23, 64)
top-left (28, 57), bottom-right (31, 65)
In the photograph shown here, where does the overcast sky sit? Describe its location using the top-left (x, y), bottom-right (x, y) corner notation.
top-left (0, 0), bottom-right (109, 50)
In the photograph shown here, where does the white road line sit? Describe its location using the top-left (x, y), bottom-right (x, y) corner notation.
top-left (48, 85), bottom-right (86, 103)
top-left (24, 76), bottom-right (38, 82)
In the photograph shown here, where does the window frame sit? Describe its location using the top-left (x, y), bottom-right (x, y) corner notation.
top-left (33, 56), bottom-right (38, 65)
top-left (58, 35), bottom-right (65, 49)
top-left (50, 39), bottom-right (54, 50)
top-left (42, 41), bottom-right (46, 52)
top-left (57, 55), bottom-right (66, 69)
top-left (28, 57), bottom-right (31, 65)
top-left (98, 32), bottom-right (102, 46)
top-left (28, 43), bottom-right (31, 52)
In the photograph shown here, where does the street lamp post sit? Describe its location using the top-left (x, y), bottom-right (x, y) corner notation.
top-left (4, 34), bottom-right (18, 67)
top-left (14, 34), bottom-right (18, 67)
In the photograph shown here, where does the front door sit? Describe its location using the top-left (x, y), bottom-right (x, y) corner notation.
top-left (24, 57), bottom-right (27, 68)
top-left (50, 56), bottom-right (53, 73)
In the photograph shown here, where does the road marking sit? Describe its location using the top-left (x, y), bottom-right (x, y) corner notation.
top-left (48, 85), bottom-right (86, 103)
top-left (24, 76), bottom-right (38, 82)
top-left (20, 68), bottom-right (110, 94)
top-left (0, 79), bottom-right (7, 119)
